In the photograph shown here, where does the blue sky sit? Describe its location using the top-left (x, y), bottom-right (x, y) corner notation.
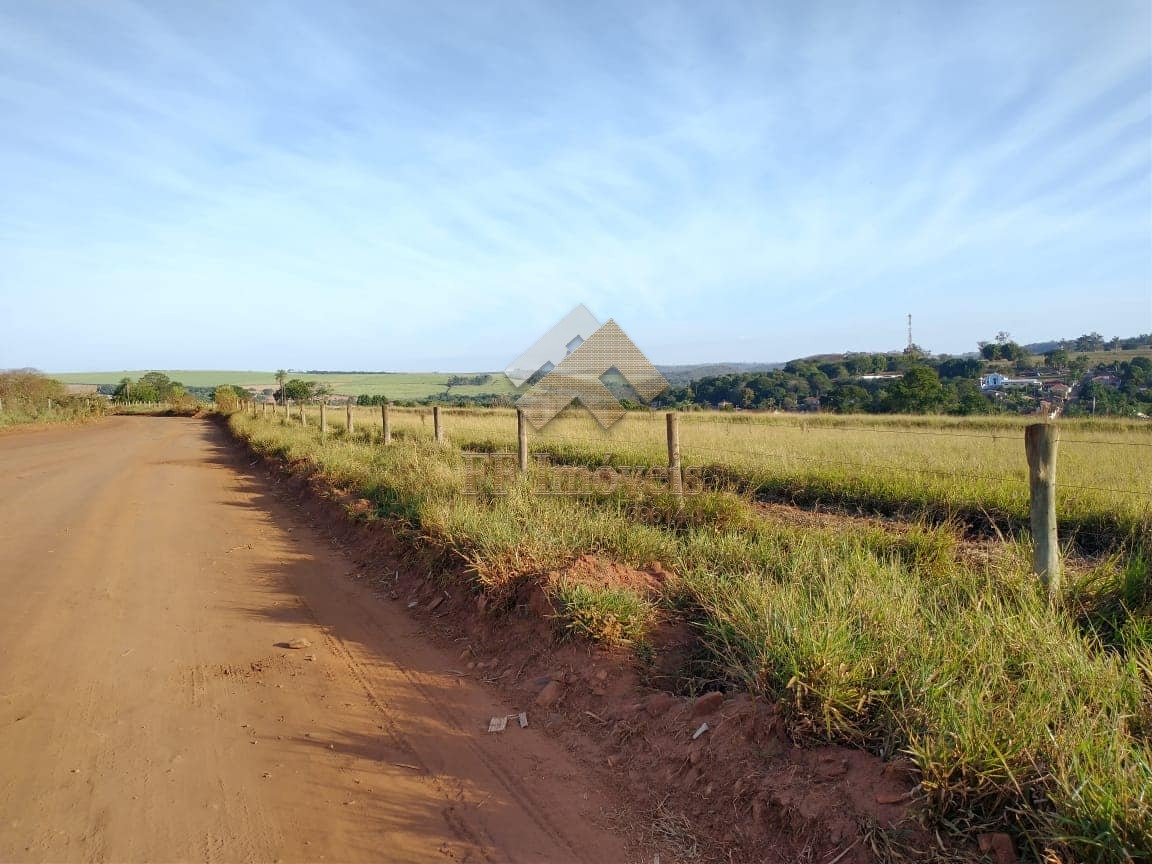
top-left (0, 0), bottom-right (1149, 372)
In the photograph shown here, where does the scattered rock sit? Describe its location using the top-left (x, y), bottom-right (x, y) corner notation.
top-left (305, 654), bottom-right (316, 662)
top-left (978, 833), bottom-right (1018, 864)
top-left (283, 638), bottom-right (311, 650)
top-left (427, 595), bottom-right (444, 611)
top-left (692, 691), bottom-right (725, 717)
top-left (645, 693), bottom-right (677, 717)
top-left (535, 680), bottom-right (563, 708)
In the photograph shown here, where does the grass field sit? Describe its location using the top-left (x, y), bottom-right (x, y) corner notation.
top-left (52, 370), bottom-right (519, 400)
top-left (268, 405), bottom-right (1152, 548)
top-left (230, 405), bottom-right (1150, 862)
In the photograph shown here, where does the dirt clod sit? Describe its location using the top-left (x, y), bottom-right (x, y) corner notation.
top-left (692, 691), bottom-right (724, 717)
top-left (535, 680), bottom-right (563, 708)
top-left (645, 693), bottom-right (677, 717)
top-left (283, 638), bottom-right (311, 649)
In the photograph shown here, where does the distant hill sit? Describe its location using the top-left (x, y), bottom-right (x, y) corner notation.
top-left (655, 362), bottom-right (784, 387)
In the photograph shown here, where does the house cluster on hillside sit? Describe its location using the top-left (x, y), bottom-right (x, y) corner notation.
top-left (979, 373), bottom-right (1074, 416)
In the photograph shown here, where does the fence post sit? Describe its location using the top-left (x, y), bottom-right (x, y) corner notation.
top-left (381, 402), bottom-right (391, 444)
top-left (666, 411), bottom-right (683, 500)
top-left (299, 403), bottom-right (306, 425)
top-left (1025, 423), bottom-right (1060, 594)
top-left (517, 409), bottom-right (529, 473)
top-left (346, 400), bottom-right (354, 435)
top-left (320, 403), bottom-right (327, 436)
top-left (282, 400), bottom-right (289, 420)
top-left (433, 406), bottom-right (443, 444)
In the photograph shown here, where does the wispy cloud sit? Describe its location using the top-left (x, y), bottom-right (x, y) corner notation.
top-left (0, 0), bottom-right (1148, 370)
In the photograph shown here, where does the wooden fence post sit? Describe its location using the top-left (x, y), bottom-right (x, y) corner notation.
top-left (1025, 423), bottom-right (1060, 594)
top-left (517, 409), bottom-right (529, 473)
top-left (346, 400), bottom-right (354, 434)
top-left (666, 412), bottom-right (683, 500)
top-left (320, 403), bottom-right (327, 436)
top-left (299, 403), bottom-right (306, 425)
top-left (381, 403), bottom-right (391, 444)
top-left (433, 406), bottom-right (443, 444)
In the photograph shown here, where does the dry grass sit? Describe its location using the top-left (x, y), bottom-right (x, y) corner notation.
top-left (324, 406), bottom-right (1150, 549)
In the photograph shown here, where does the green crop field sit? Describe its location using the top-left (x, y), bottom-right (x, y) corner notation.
top-left (229, 404), bottom-right (1151, 861)
top-left (52, 370), bottom-right (518, 400)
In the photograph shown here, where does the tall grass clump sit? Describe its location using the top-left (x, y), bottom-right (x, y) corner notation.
top-left (684, 546), bottom-right (1151, 862)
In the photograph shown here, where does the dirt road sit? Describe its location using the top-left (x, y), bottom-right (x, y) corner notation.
top-left (0, 417), bottom-right (634, 863)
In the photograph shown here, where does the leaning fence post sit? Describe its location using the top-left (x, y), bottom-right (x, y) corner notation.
top-left (666, 411), bottom-right (683, 500)
top-left (517, 409), bottom-right (529, 473)
top-left (433, 406), bottom-right (443, 444)
top-left (381, 402), bottom-right (391, 444)
top-left (346, 400), bottom-right (354, 435)
top-left (1025, 423), bottom-right (1060, 594)
top-left (320, 403), bottom-right (327, 436)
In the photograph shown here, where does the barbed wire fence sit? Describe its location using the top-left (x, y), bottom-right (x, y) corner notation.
top-left (243, 399), bottom-right (1151, 588)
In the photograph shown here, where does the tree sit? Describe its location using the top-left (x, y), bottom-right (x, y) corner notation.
top-left (1044, 349), bottom-right (1070, 368)
top-left (886, 366), bottom-right (946, 414)
top-left (275, 370), bottom-right (288, 405)
top-left (214, 385), bottom-right (241, 413)
top-left (1073, 332), bottom-right (1104, 352)
top-left (282, 379), bottom-right (317, 403)
top-left (952, 379), bottom-right (992, 415)
top-left (825, 384), bottom-right (871, 413)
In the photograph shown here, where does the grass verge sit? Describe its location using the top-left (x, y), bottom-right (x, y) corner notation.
top-left (229, 410), bottom-right (1151, 862)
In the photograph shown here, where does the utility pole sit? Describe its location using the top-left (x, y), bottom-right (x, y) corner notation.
top-left (907, 313), bottom-right (913, 352)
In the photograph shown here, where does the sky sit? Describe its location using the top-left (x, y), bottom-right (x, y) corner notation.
top-left (0, 0), bottom-right (1149, 373)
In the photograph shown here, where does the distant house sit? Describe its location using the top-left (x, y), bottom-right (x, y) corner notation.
top-left (1043, 382), bottom-right (1071, 399)
top-left (857, 373), bottom-right (902, 381)
top-left (1091, 374), bottom-right (1121, 388)
top-left (981, 373), bottom-right (1041, 391)
top-left (63, 383), bottom-right (99, 395)
top-left (981, 373), bottom-right (1006, 390)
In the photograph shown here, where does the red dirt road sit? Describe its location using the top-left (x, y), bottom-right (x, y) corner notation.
top-left (0, 417), bottom-right (635, 863)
